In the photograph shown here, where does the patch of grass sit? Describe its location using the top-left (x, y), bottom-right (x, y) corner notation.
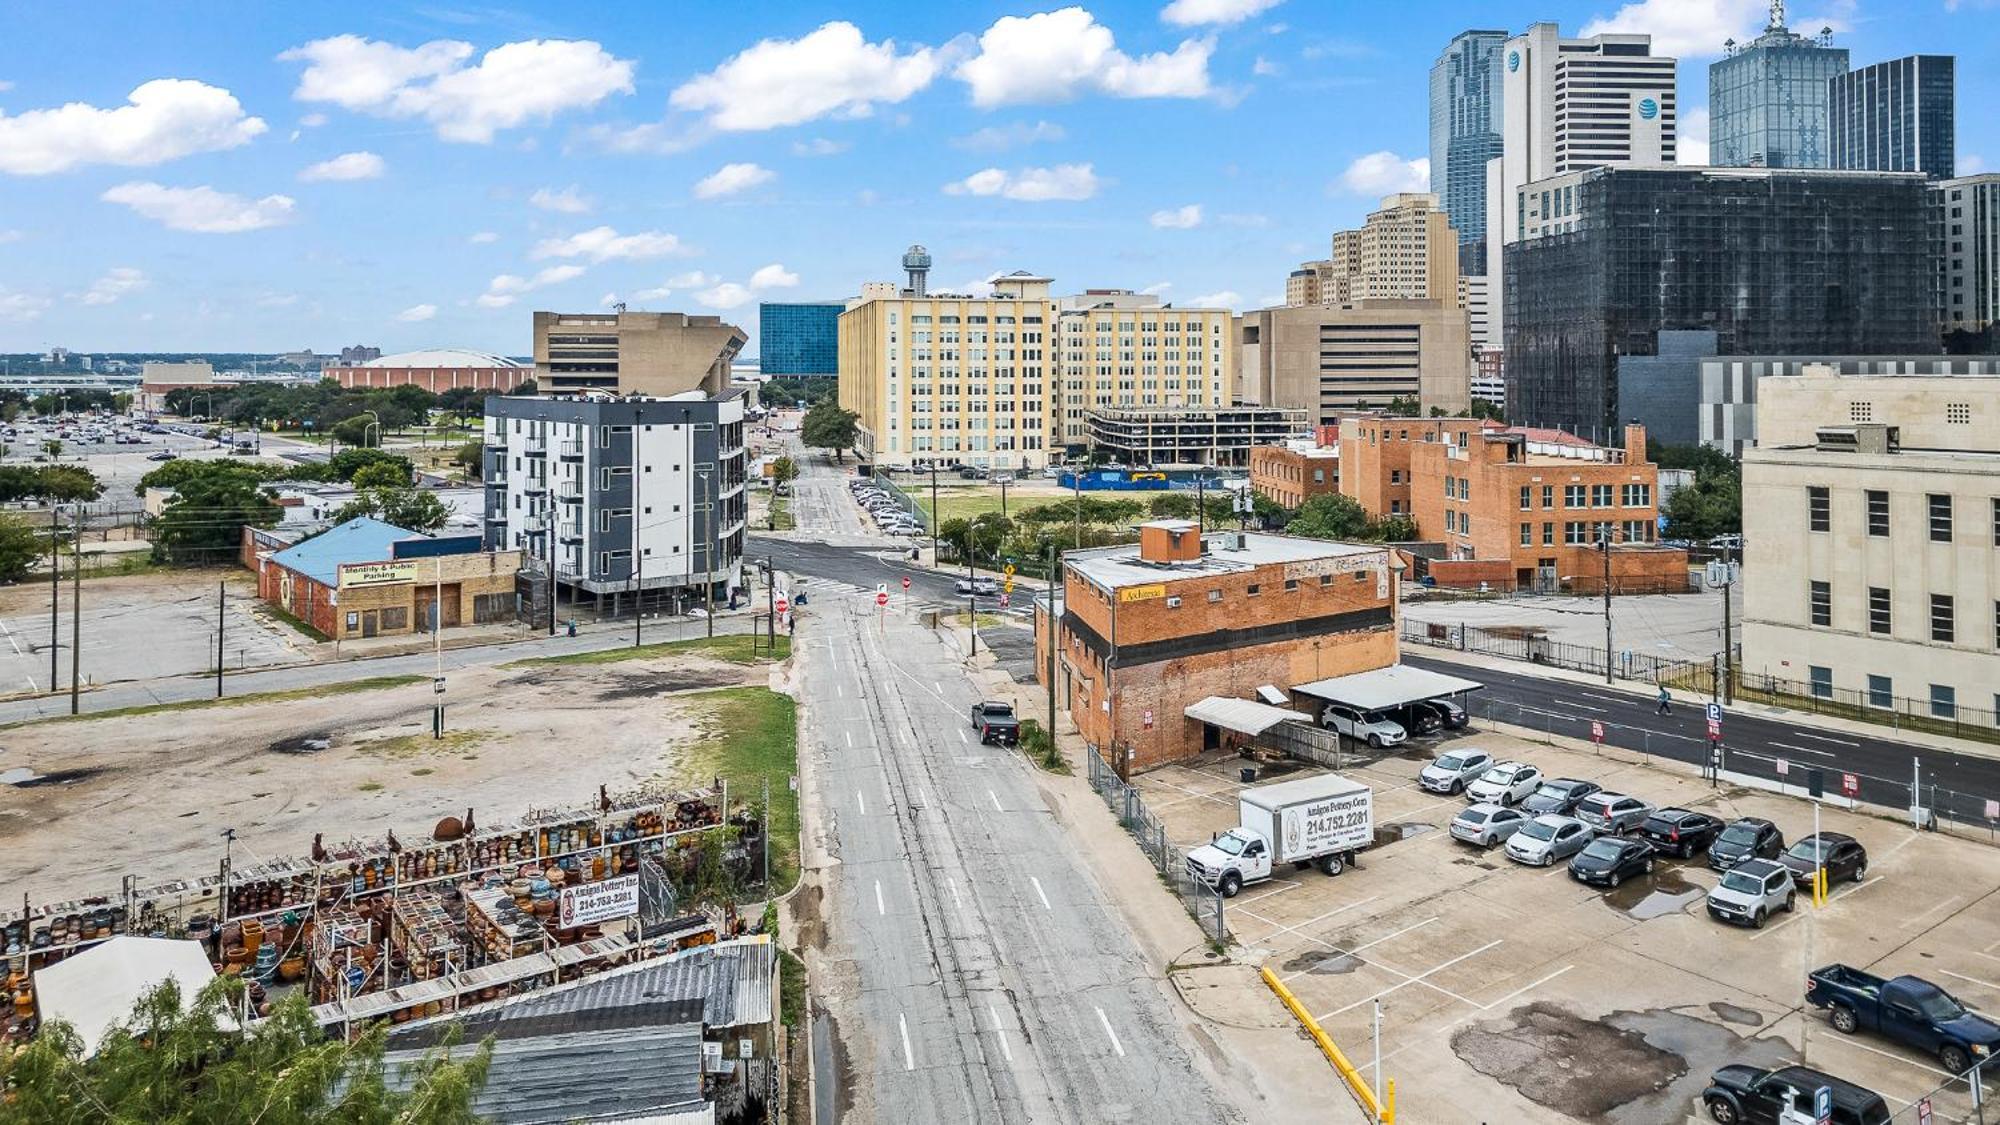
top-left (77, 553), bottom-right (165, 579)
top-left (410, 767), bottom-right (434, 777)
top-left (673, 687), bottom-right (801, 895)
top-left (910, 485), bottom-right (1179, 527)
top-left (257, 603), bottom-right (331, 643)
top-left (768, 495), bottom-right (795, 531)
top-left (778, 948), bottom-right (807, 1028)
top-left (506, 633), bottom-right (790, 669)
top-left (358, 781), bottom-right (384, 792)
top-left (358, 728), bottom-right (491, 760)
top-left (2, 674), bottom-right (426, 729)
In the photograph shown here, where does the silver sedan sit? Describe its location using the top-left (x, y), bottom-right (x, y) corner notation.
top-left (1504, 815), bottom-right (1595, 866)
top-left (1449, 803), bottom-right (1528, 847)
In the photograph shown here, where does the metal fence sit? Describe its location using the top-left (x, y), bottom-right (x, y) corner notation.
top-left (1086, 744), bottom-right (1227, 943)
top-left (1738, 669), bottom-right (2000, 747)
top-left (1401, 619), bottom-right (1714, 690)
top-left (1472, 694), bottom-right (2000, 846)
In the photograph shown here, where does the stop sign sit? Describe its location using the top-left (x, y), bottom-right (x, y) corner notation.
top-left (876, 591), bottom-right (889, 607)
top-left (775, 596), bottom-right (789, 614)
top-left (900, 576), bottom-right (910, 590)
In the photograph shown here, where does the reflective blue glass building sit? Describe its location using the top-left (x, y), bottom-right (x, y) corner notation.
top-left (1707, 14), bottom-right (1847, 169)
top-left (757, 301), bottom-right (842, 377)
top-left (1429, 30), bottom-right (1507, 275)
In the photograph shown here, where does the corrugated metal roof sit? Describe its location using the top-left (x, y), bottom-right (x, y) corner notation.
top-left (1183, 696), bottom-right (1312, 736)
top-left (266, 516), bottom-right (422, 585)
top-left (380, 1023), bottom-right (706, 1124)
top-left (1291, 664), bottom-right (1485, 709)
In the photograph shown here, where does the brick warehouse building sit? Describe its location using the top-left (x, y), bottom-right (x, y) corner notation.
top-left (1035, 522), bottom-right (1398, 772)
top-left (325, 348), bottom-right (529, 394)
top-left (250, 517), bottom-right (523, 639)
top-left (1249, 441), bottom-right (1341, 509)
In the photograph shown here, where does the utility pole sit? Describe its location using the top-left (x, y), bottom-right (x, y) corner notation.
top-left (432, 556), bottom-right (445, 738)
top-left (69, 514), bottom-right (81, 715)
top-left (1721, 540), bottom-right (1735, 705)
top-left (702, 470), bottom-right (714, 638)
top-left (48, 505), bottom-right (60, 693)
top-left (633, 408), bottom-right (644, 647)
top-left (1072, 465), bottom-right (1082, 549)
top-left (929, 462), bottom-right (940, 567)
top-left (1600, 533), bottom-right (1614, 685)
top-left (215, 580), bottom-right (225, 698)
top-left (766, 555), bottom-right (776, 651)
top-left (1047, 543), bottom-right (1059, 746)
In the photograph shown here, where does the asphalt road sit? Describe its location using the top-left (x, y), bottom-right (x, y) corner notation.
top-left (1405, 652), bottom-right (2000, 827)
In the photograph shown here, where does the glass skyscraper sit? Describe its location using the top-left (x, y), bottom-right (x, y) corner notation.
top-left (1504, 167), bottom-right (1938, 436)
top-left (1830, 55), bottom-right (1956, 180)
top-left (757, 301), bottom-right (842, 378)
top-left (1429, 30), bottom-right (1506, 276)
top-left (1707, 15), bottom-right (1847, 169)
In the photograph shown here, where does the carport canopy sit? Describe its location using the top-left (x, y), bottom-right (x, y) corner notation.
top-left (1183, 696), bottom-right (1314, 737)
top-left (1291, 664), bottom-right (1484, 710)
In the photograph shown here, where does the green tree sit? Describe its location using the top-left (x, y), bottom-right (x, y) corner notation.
top-left (937, 516), bottom-right (970, 555)
top-left (31, 465), bottom-right (103, 503)
top-left (40, 439), bottom-right (61, 460)
top-left (454, 440), bottom-right (484, 478)
top-left (1285, 493), bottom-right (1373, 540)
top-left (1372, 514), bottom-right (1421, 542)
top-left (1147, 493), bottom-right (1198, 519)
top-left (350, 461), bottom-right (410, 490)
top-left (151, 475), bottom-right (283, 564)
top-left (0, 975), bottom-right (491, 1124)
top-left (800, 400), bottom-right (859, 462)
top-left (437, 387), bottom-right (486, 425)
top-left (509, 377), bottom-right (540, 396)
top-left (137, 458), bottom-right (272, 497)
top-left (1381, 396), bottom-right (1422, 417)
top-left (0, 514), bottom-right (41, 582)
top-left (965, 512), bottom-right (1012, 561)
top-left (768, 455), bottom-right (799, 487)
top-left (328, 448), bottom-right (412, 483)
top-left (337, 487), bottom-right (453, 533)
top-left (331, 414), bottom-right (378, 447)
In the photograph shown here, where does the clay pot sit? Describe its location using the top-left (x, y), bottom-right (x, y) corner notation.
top-left (279, 956), bottom-right (306, 982)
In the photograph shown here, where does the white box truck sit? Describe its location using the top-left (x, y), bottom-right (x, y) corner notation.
top-left (1184, 773), bottom-right (1374, 897)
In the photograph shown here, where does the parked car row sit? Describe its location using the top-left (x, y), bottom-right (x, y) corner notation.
top-left (848, 478), bottom-right (925, 536)
top-left (1322, 696), bottom-right (1467, 749)
top-left (1435, 752), bottom-right (1871, 929)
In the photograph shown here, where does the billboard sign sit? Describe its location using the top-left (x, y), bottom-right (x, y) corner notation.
top-left (558, 874), bottom-right (640, 928)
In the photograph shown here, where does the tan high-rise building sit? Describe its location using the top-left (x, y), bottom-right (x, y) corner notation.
top-left (1055, 290), bottom-right (1235, 451)
top-left (533, 310), bottom-right (745, 397)
top-left (838, 271), bottom-right (1057, 470)
top-left (1238, 300), bottom-right (1472, 425)
top-left (1287, 194), bottom-right (1462, 307)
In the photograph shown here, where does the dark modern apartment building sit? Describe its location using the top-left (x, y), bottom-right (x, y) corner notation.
top-left (1829, 55), bottom-right (1956, 180)
top-left (1504, 166), bottom-right (1938, 438)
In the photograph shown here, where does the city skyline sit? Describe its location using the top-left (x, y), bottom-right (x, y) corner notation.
top-left (0, 0), bottom-right (1990, 355)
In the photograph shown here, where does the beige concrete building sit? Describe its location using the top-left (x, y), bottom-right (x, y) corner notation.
top-left (1287, 194), bottom-right (1462, 308)
top-left (1742, 370), bottom-right (2000, 727)
top-left (1055, 290), bottom-right (1234, 453)
top-left (533, 310), bottom-right (745, 397)
top-left (837, 271), bottom-right (1057, 470)
top-left (1238, 301), bottom-right (1472, 425)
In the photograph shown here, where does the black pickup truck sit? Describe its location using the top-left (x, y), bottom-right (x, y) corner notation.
top-left (1807, 963), bottom-right (2000, 1075)
top-left (970, 701), bottom-right (1020, 746)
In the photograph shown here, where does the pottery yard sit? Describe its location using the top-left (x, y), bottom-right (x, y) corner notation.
top-left (0, 636), bottom-right (797, 1077)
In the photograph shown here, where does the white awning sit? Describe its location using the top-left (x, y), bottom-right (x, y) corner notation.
top-left (1291, 665), bottom-right (1485, 710)
top-left (1184, 696), bottom-right (1313, 736)
top-left (34, 936), bottom-right (222, 1057)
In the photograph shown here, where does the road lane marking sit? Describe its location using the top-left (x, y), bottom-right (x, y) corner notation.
top-left (1750, 876), bottom-right (1884, 941)
top-left (1769, 741), bottom-right (1834, 758)
top-left (948, 877), bottom-right (963, 912)
top-left (1324, 940), bottom-right (1504, 1019)
top-left (989, 1003), bottom-right (1014, 1063)
top-left (1236, 880), bottom-right (1303, 906)
top-left (1094, 1007), bottom-right (1126, 1057)
top-left (857, 790), bottom-right (866, 816)
top-left (989, 789), bottom-right (1003, 812)
top-left (1790, 731), bottom-right (1860, 747)
top-left (836, 683), bottom-right (843, 697)
top-left (875, 881), bottom-right (885, 915)
top-left (1029, 876), bottom-right (1052, 911)
top-left (899, 1012), bottom-right (915, 1070)
top-left (959, 729), bottom-right (969, 744)
top-left (1577, 690), bottom-right (1635, 706)
top-left (844, 731), bottom-right (853, 748)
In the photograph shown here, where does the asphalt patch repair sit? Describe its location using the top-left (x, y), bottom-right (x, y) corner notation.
top-left (1451, 1000), bottom-right (1686, 1119)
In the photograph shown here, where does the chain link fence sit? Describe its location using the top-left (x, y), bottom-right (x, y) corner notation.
top-left (1086, 744), bottom-right (1227, 944)
top-left (1472, 695), bottom-right (2000, 846)
top-left (1401, 619), bottom-right (1713, 690)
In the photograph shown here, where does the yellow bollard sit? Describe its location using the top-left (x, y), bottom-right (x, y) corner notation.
top-left (1384, 1076), bottom-right (1396, 1124)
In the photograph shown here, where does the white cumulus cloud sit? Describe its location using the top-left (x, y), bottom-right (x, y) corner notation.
top-left (477, 264), bottom-right (586, 308)
top-left (956, 8), bottom-right (1213, 107)
top-left (749, 263), bottom-right (799, 289)
top-left (1678, 107), bottom-right (1711, 165)
top-left (0, 288), bottom-right (51, 322)
top-left (298, 150), bottom-right (384, 181)
top-left (279, 34), bottom-right (634, 142)
top-left (1579, 0), bottom-right (1821, 60)
top-left (943, 163), bottom-right (1100, 202)
top-left (468, 230), bottom-right (499, 244)
top-left (529, 185), bottom-right (591, 213)
top-left (693, 162), bottom-right (776, 200)
top-left (1337, 151), bottom-right (1429, 195)
top-left (695, 281), bottom-right (754, 309)
top-left (100, 182), bottom-right (296, 233)
top-left (670, 22), bottom-right (940, 131)
top-left (952, 120), bottom-right (1067, 151)
top-left (1189, 290), bottom-right (1242, 308)
top-left (1150, 204), bottom-right (1202, 229)
top-left (1161, 0), bottom-right (1285, 26)
top-left (630, 270), bottom-right (714, 303)
top-left (397, 303), bottom-right (438, 322)
top-left (0, 79), bottom-right (265, 176)
top-left (791, 137), bottom-right (849, 157)
top-left (82, 267), bottom-right (148, 306)
top-left (531, 226), bottom-right (688, 263)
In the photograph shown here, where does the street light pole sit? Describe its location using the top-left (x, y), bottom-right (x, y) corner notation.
top-left (701, 469), bottom-right (714, 638)
top-left (48, 505), bottom-right (60, 693)
top-left (1599, 531), bottom-right (1614, 685)
top-left (633, 407), bottom-right (644, 647)
top-left (69, 514), bottom-right (81, 715)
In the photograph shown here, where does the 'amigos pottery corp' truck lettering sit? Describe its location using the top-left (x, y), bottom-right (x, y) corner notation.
top-left (1184, 774), bottom-right (1373, 897)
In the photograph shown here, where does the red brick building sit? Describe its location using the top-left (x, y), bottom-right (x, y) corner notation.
top-left (1035, 521), bottom-right (1398, 771)
top-left (325, 348), bottom-right (528, 394)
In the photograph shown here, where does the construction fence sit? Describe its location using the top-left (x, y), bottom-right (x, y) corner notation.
top-left (1400, 619), bottom-right (1715, 692)
top-left (1471, 694), bottom-right (2000, 847)
top-left (1086, 744), bottom-right (1227, 944)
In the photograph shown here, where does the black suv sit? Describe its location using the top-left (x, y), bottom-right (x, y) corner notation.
top-left (1637, 808), bottom-right (1724, 859)
top-left (1779, 832), bottom-right (1869, 889)
top-left (1701, 1064), bottom-right (1889, 1125)
top-left (1707, 817), bottom-right (1784, 871)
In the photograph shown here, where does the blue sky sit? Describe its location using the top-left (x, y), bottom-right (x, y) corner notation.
top-left (0, 0), bottom-right (1991, 358)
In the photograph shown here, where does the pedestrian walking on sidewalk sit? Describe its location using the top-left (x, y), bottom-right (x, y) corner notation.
top-left (1657, 687), bottom-right (1672, 715)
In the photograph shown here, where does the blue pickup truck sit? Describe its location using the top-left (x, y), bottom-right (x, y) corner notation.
top-left (1806, 963), bottom-right (2000, 1075)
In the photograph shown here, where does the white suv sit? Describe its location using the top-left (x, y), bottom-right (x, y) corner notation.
top-left (1321, 704), bottom-right (1407, 748)
top-left (1705, 858), bottom-right (1796, 928)
top-left (1418, 749), bottom-right (1494, 795)
top-left (1465, 761), bottom-right (1543, 806)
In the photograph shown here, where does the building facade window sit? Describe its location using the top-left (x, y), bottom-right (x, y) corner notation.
top-left (1929, 493), bottom-right (1953, 542)
top-left (1930, 684), bottom-right (1957, 719)
top-left (1867, 586), bottom-right (1891, 633)
top-left (1866, 674), bottom-right (1893, 709)
top-left (1866, 490), bottom-right (1889, 537)
top-left (1520, 523), bottom-right (1533, 547)
top-left (1808, 486), bottom-right (1830, 533)
top-left (1809, 580), bottom-right (1831, 627)
top-left (1808, 666), bottom-right (1833, 699)
top-left (1932, 594), bottom-right (1955, 643)
top-left (1519, 486), bottom-right (1532, 510)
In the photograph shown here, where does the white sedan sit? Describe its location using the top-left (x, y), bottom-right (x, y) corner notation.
top-left (1465, 761), bottom-right (1543, 806)
top-left (1504, 815), bottom-right (1595, 866)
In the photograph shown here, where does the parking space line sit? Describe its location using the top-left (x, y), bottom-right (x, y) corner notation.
top-left (988, 1003), bottom-right (1014, 1064)
top-left (899, 1012), bottom-right (915, 1070)
top-left (1816, 1034), bottom-right (1957, 1082)
top-left (1281, 917), bottom-right (1440, 983)
top-left (875, 881), bottom-right (885, 915)
top-left (1935, 969), bottom-right (2000, 995)
top-left (1236, 880), bottom-right (1303, 906)
top-left (1898, 895), bottom-right (1962, 930)
top-left (857, 790), bottom-right (867, 816)
top-left (1029, 876), bottom-right (1052, 911)
top-left (1749, 876), bottom-right (1884, 941)
top-left (1236, 896), bottom-right (1381, 949)
top-left (1322, 940), bottom-right (1503, 1019)
top-left (988, 789), bottom-right (1003, 812)
top-left (1476, 965), bottom-right (1574, 1011)
top-left (1094, 1006), bottom-right (1126, 1057)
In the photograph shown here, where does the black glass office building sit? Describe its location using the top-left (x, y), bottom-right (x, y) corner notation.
top-left (1707, 23), bottom-right (1847, 169)
top-left (1505, 167), bottom-right (1939, 437)
top-left (757, 301), bottom-right (842, 377)
top-left (1429, 30), bottom-right (1507, 276)
top-left (1829, 55), bottom-right (1955, 180)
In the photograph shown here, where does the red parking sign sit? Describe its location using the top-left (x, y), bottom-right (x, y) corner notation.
top-left (775, 597), bottom-right (788, 614)
top-left (900, 576), bottom-right (911, 590)
top-left (1590, 721), bottom-right (1604, 743)
top-left (1987, 799), bottom-right (2000, 820)
top-left (1841, 772), bottom-right (1859, 798)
